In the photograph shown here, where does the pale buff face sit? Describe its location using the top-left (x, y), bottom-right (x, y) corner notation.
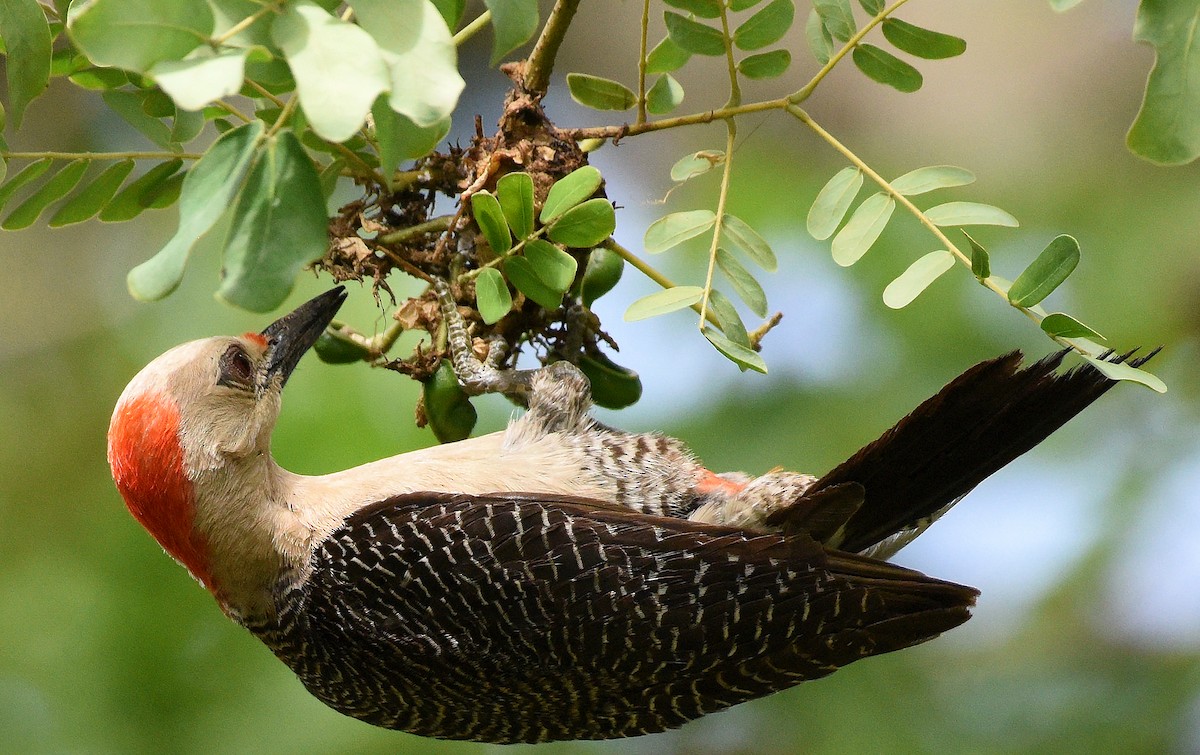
top-left (117, 335), bottom-right (285, 475)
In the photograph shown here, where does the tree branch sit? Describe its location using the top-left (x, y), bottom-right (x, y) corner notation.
top-left (524, 0), bottom-right (582, 96)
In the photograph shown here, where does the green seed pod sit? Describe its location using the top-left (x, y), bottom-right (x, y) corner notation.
top-left (313, 331), bottom-right (372, 364)
top-left (423, 359), bottom-right (478, 443)
top-left (578, 353), bottom-right (642, 409)
top-left (580, 247), bottom-right (624, 306)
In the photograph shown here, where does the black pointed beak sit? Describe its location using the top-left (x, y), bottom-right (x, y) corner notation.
top-left (262, 286), bottom-right (347, 385)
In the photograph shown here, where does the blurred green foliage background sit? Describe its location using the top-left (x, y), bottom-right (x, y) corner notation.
top-left (1, 2), bottom-right (1198, 753)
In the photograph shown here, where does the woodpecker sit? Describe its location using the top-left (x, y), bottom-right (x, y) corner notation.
top-left (108, 286), bottom-right (1152, 743)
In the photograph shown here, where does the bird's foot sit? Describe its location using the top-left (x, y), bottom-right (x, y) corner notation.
top-left (434, 280), bottom-right (594, 430)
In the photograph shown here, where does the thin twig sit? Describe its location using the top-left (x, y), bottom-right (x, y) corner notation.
top-left (379, 215), bottom-right (455, 245)
top-left (636, 0), bottom-right (651, 125)
top-left (0, 150), bottom-right (204, 161)
top-left (453, 10), bottom-right (493, 46)
top-left (525, 0), bottom-right (583, 96)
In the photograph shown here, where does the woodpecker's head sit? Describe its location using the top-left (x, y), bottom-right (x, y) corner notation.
top-left (107, 287), bottom-right (347, 591)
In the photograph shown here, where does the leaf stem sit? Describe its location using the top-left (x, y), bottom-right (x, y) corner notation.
top-left (718, 4), bottom-right (741, 109)
top-left (210, 1), bottom-right (281, 48)
top-left (566, 97), bottom-right (788, 141)
top-left (525, 0), bottom-right (583, 96)
top-left (453, 10), bottom-right (493, 46)
top-left (264, 95), bottom-right (301, 139)
top-left (214, 99), bottom-right (254, 124)
top-left (244, 79), bottom-right (286, 108)
top-left (699, 123), bottom-right (738, 332)
top-left (635, 0), bottom-right (651, 125)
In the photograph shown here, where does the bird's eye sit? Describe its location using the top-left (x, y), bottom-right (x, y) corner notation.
top-left (218, 345), bottom-right (256, 389)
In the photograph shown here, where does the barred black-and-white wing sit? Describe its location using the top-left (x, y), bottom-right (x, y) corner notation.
top-left (259, 492), bottom-right (977, 743)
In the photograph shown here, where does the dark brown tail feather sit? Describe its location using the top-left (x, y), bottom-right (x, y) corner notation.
top-left (771, 349), bottom-right (1157, 555)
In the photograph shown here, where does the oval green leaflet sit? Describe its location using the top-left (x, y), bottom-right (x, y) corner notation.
top-left (882, 250), bottom-right (955, 309)
top-left (831, 192), bottom-right (895, 267)
top-left (541, 165), bottom-right (602, 223)
top-left (624, 285), bottom-right (705, 321)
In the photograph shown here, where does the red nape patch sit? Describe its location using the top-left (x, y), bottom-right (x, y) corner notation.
top-left (695, 469), bottom-right (747, 496)
top-left (242, 332), bottom-right (268, 349)
top-left (108, 391), bottom-right (214, 591)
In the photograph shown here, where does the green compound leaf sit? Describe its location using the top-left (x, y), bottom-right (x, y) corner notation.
top-left (1007, 234), bottom-right (1080, 307)
top-left (567, 72), bottom-right (637, 111)
top-left (808, 166), bottom-right (863, 240)
top-left (881, 19), bottom-right (967, 60)
top-left (624, 285), bottom-right (705, 321)
top-left (831, 192), bottom-right (895, 266)
top-left (524, 238), bottom-right (577, 293)
top-left (646, 74), bottom-right (684, 115)
top-left (99, 159), bottom-right (183, 222)
top-left (925, 201), bottom-right (1019, 227)
top-left (646, 36), bottom-right (692, 73)
top-left (734, 0), bottom-right (795, 51)
top-left (127, 120), bottom-right (262, 302)
top-left (67, 0), bottom-right (211, 73)
top-left (890, 165), bottom-right (975, 196)
top-left (1126, 1), bottom-right (1200, 164)
top-left (813, 0), bottom-right (855, 42)
top-left (721, 213), bottom-right (777, 272)
top-left (704, 326), bottom-right (767, 373)
top-left (484, 0), bottom-right (539, 64)
top-left (738, 49), bottom-right (792, 79)
top-left (2, 159), bottom-right (89, 230)
top-left (859, 0), bottom-right (885, 13)
top-left (664, 12), bottom-right (726, 56)
top-left (853, 44), bottom-right (923, 93)
top-left (0, 0), bottom-right (52, 129)
top-left (541, 165), bottom-right (602, 223)
top-left (217, 130), bottom-right (329, 312)
top-left (49, 159), bottom-right (136, 227)
top-left (1083, 355), bottom-right (1166, 393)
top-left (716, 246), bottom-right (768, 317)
top-left (546, 197), bottom-right (616, 247)
top-left (496, 171), bottom-right (534, 240)
top-left (1040, 312), bottom-right (1104, 340)
top-left (272, 0), bottom-right (388, 142)
top-left (882, 249), bottom-right (955, 309)
top-left (475, 267), bottom-right (512, 324)
top-left (471, 190), bottom-right (511, 254)
top-left (644, 209), bottom-right (716, 253)
top-left (670, 150), bottom-right (725, 182)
